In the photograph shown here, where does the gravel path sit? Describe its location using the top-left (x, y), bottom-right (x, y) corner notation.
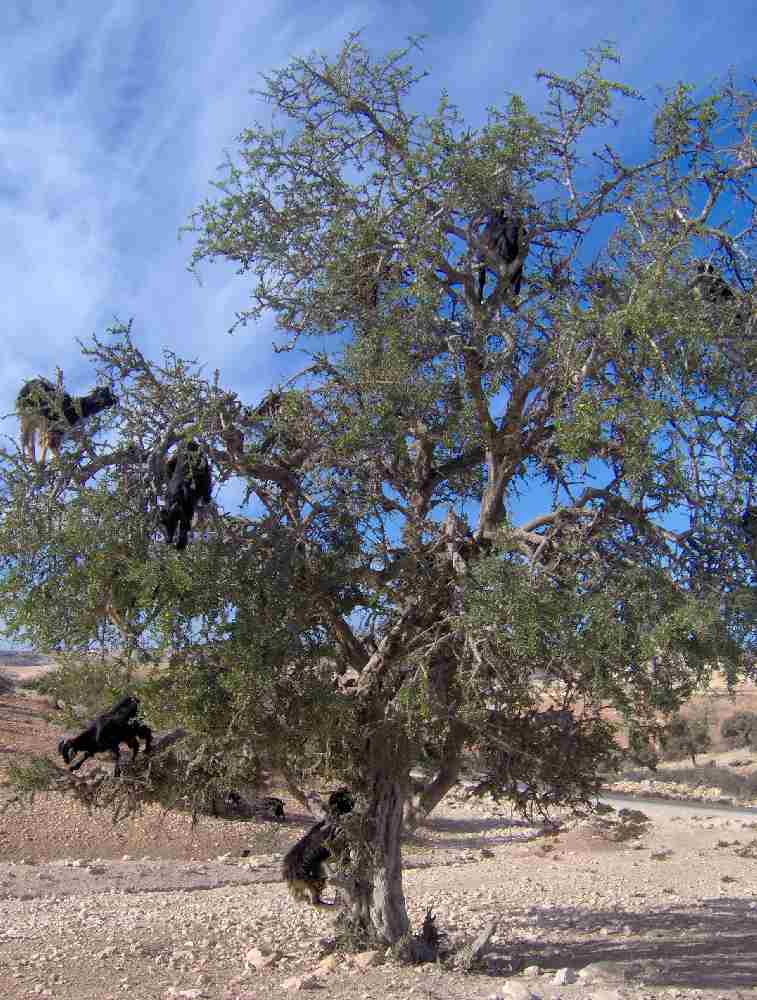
top-left (1, 790), bottom-right (756, 1000)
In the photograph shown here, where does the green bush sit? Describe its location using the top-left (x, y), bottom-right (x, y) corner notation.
top-left (720, 711), bottom-right (757, 749)
top-left (24, 657), bottom-right (135, 727)
top-left (660, 714), bottom-right (712, 765)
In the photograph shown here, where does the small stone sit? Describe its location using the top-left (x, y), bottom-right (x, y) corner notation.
top-left (521, 965), bottom-right (541, 978)
top-left (578, 960), bottom-right (626, 983)
top-left (280, 974), bottom-right (320, 991)
top-left (498, 982), bottom-right (540, 1000)
top-left (315, 955), bottom-right (340, 975)
top-left (352, 950), bottom-right (382, 970)
top-left (552, 967), bottom-right (578, 985)
top-left (244, 946), bottom-right (278, 971)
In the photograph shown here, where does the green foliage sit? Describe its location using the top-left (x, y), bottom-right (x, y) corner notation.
top-left (471, 708), bottom-right (619, 818)
top-left (660, 713), bottom-right (712, 765)
top-left (2, 755), bottom-right (61, 806)
top-left (627, 724), bottom-right (661, 771)
top-left (0, 34), bottom-right (754, 943)
top-left (591, 806), bottom-right (652, 842)
top-left (26, 656), bottom-right (135, 727)
top-left (720, 711), bottom-right (757, 749)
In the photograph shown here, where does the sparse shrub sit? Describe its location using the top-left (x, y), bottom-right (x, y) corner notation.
top-left (744, 770), bottom-right (757, 799)
top-left (0, 669), bottom-right (14, 695)
top-left (660, 713), bottom-right (712, 765)
top-left (591, 805), bottom-right (651, 841)
top-left (735, 839), bottom-right (757, 858)
top-left (24, 657), bottom-right (135, 727)
top-left (627, 724), bottom-right (660, 770)
top-left (720, 711), bottom-right (757, 749)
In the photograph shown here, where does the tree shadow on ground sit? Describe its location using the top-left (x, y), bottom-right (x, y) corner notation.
top-left (489, 897), bottom-right (757, 990)
top-left (404, 813), bottom-right (541, 851)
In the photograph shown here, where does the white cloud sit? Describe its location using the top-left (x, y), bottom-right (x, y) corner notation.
top-left (0, 0), bottom-right (753, 443)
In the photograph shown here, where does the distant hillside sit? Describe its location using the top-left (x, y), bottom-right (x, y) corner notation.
top-left (0, 650), bottom-right (51, 667)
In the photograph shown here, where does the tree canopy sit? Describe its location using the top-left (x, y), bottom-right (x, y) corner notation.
top-left (1, 36), bottom-right (755, 949)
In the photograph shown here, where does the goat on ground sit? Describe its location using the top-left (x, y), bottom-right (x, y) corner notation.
top-left (159, 441), bottom-right (213, 550)
top-left (477, 211), bottom-right (524, 305)
top-left (212, 792), bottom-right (286, 821)
top-left (57, 694), bottom-right (153, 774)
top-left (282, 788), bottom-right (353, 905)
top-left (17, 378), bottom-right (117, 465)
top-left (249, 795), bottom-right (286, 821)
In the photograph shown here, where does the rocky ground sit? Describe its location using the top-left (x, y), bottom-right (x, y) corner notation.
top-left (1, 673), bottom-right (757, 1000)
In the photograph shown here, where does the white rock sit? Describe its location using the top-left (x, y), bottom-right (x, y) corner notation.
top-left (552, 967), bottom-right (578, 985)
top-left (578, 960), bottom-right (625, 982)
top-left (279, 974), bottom-right (320, 991)
top-left (244, 946), bottom-right (279, 971)
top-left (496, 982), bottom-right (541, 1000)
top-left (352, 949), bottom-right (383, 969)
top-left (315, 955), bottom-right (340, 975)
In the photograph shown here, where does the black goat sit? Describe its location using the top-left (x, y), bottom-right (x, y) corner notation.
top-left (17, 378), bottom-right (117, 465)
top-left (215, 791), bottom-right (286, 821)
top-left (282, 788), bottom-right (353, 905)
top-left (743, 506), bottom-right (757, 544)
top-left (478, 211), bottom-right (524, 304)
top-left (159, 441), bottom-right (213, 551)
top-left (325, 787), bottom-right (354, 818)
top-left (250, 795), bottom-right (286, 821)
top-left (57, 694), bottom-right (153, 774)
top-left (695, 262), bottom-right (736, 303)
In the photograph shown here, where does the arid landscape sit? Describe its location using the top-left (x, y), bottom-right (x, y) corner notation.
top-left (1, 656), bottom-right (756, 1000)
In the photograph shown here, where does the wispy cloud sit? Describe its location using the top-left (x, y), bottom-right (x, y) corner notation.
top-left (0, 0), bottom-right (752, 430)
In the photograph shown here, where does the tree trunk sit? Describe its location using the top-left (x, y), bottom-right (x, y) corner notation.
top-left (338, 775), bottom-right (410, 946)
top-left (403, 720), bottom-right (467, 831)
top-left (368, 777), bottom-right (409, 942)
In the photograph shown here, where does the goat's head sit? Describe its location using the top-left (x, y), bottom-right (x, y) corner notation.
top-left (89, 385), bottom-right (118, 412)
top-left (57, 738), bottom-right (73, 765)
top-left (159, 505), bottom-right (180, 545)
top-left (327, 788), bottom-right (354, 817)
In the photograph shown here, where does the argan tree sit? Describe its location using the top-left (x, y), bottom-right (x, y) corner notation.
top-left (1, 37), bottom-right (755, 950)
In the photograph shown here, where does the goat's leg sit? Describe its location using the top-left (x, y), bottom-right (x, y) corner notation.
top-left (20, 424), bottom-right (36, 463)
top-left (111, 747), bottom-right (122, 775)
top-left (126, 734), bottom-right (140, 763)
top-left (176, 514), bottom-right (191, 550)
top-left (38, 430), bottom-right (50, 467)
top-left (68, 752), bottom-right (91, 772)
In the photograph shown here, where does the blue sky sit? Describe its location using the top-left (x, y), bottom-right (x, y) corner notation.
top-left (1, 0), bottom-right (754, 479)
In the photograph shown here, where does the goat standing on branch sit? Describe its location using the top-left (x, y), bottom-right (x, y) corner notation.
top-left (477, 211), bottom-right (524, 305)
top-left (17, 377), bottom-right (117, 465)
top-left (159, 441), bottom-right (213, 551)
top-left (57, 694), bottom-right (153, 774)
top-left (695, 261), bottom-right (737, 303)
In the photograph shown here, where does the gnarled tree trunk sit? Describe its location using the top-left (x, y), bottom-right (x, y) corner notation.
top-left (339, 774), bottom-right (409, 945)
